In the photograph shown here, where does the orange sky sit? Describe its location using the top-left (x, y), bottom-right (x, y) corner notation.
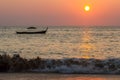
top-left (0, 0), bottom-right (120, 26)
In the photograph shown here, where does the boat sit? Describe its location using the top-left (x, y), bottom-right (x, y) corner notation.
top-left (16, 27), bottom-right (48, 34)
top-left (27, 27), bottom-right (36, 29)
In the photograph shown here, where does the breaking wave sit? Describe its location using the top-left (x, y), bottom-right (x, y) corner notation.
top-left (1, 54), bottom-right (120, 74)
top-left (32, 58), bottom-right (120, 74)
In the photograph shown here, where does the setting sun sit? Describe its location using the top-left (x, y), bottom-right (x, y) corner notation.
top-left (84, 5), bottom-right (90, 11)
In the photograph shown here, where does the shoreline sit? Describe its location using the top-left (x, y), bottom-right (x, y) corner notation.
top-left (0, 73), bottom-right (120, 80)
top-left (0, 72), bottom-right (120, 75)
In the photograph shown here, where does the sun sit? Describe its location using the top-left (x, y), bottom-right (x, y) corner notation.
top-left (84, 5), bottom-right (90, 11)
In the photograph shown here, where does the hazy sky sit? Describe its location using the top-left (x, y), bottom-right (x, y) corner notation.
top-left (0, 0), bottom-right (120, 26)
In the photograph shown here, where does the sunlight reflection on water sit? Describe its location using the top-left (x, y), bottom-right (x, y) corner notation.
top-left (79, 27), bottom-right (96, 58)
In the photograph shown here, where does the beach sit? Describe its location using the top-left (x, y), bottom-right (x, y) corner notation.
top-left (0, 73), bottom-right (120, 80)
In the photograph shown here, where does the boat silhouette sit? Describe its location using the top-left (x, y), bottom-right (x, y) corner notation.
top-left (27, 27), bottom-right (36, 29)
top-left (16, 27), bottom-right (48, 34)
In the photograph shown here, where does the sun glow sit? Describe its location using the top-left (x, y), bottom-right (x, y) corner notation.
top-left (84, 5), bottom-right (90, 11)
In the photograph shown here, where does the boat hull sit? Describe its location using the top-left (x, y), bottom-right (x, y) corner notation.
top-left (16, 27), bottom-right (48, 34)
top-left (16, 31), bottom-right (46, 34)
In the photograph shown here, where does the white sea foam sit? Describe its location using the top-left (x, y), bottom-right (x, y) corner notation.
top-left (31, 58), bottom-right (120, 74)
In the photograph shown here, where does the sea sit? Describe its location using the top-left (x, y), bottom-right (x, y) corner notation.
top-left (0, 26), bottom-right (120, 79)
top-left (0, 26), bottom-right (119, 59)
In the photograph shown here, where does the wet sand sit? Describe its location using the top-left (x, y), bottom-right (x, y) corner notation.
top-left (0, 73), bottom-right (120, 80)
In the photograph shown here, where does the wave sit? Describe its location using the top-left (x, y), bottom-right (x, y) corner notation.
top-left (0, 54), bottom-right (120, 74)
top-left (32, 58), bottom-right (120, 74)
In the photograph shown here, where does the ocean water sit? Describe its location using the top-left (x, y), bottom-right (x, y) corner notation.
top-left (0, 26), bottom-right (119, 59)
top-left (0, 26), bottom-right (120, 74)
